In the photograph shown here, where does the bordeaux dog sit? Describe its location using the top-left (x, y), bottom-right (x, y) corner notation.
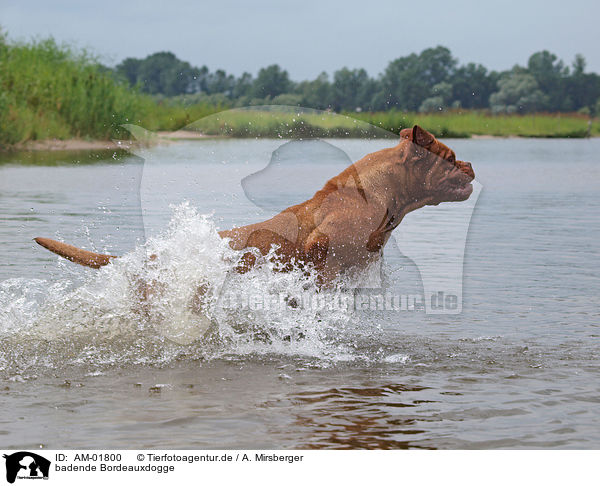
top-left (35, 125), bottom-right (475, 286)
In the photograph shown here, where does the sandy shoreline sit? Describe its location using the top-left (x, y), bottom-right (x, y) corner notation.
top-left (6, 138), bottom-right (137, 152)
top-left (3, 131), bottom-right (596, 152)
top-left (155, 130), bottom-right (213, 140)
top-left (3, 130), bottom-right (215, 153)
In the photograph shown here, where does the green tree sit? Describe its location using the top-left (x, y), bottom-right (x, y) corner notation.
top-left (116, 51), bottom-right (198, 96)
top-left (295, 72), bottom-right (332, 109)
top-left (451, 63), bottom-right (498, 109)
top-left (252, 64), bottom-right (292, 99)
top-left (331, 68), bottom-right (376, 111)
top-left (419, 82), bottom-right (453, 112)
top-left (564, 54), bottom-right (600, 112)
top-left (205, 69), bottom-right (236, 96)
top-left (188, 65), bottom-right (210, 93)
top-left (381, 46), bottom-right (457, 110)
top-left (527, 50), bottom-right (568, 110)
top-left (115, 57), bottom-right (141, 86)
top-left (233, 72), bottom-right (254, 98)
top-left (489, 69), bottom-right (548, 113)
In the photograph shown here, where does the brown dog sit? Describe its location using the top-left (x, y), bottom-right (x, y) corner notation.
top-left (35, 125), bottom-right (474, 284)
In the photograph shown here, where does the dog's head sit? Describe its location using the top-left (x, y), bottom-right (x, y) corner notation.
top-left (397, 125), bottom-right (474, 205)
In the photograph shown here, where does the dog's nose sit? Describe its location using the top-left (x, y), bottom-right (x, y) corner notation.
top-left (456, 160), bottom-right (474, 179)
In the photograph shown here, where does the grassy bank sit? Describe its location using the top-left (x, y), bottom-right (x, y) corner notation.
top-left (185, 109), bottom-right (599, 139)
top-left (1, 35), bottom-right (598, 149)
top-left (352, 110), bottom-right (600, 138)
top-left (0, 37), bottom-right (145, 145)
top-left (0, 34), bottom-right (225, 146)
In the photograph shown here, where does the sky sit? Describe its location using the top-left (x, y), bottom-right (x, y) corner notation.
top-left (1, 0), bottom-right (599, 80)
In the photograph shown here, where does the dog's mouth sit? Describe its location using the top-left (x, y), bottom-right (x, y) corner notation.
top-left (437, 160), bottom-right (475, 201)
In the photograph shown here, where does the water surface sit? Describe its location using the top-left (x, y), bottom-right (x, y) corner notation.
top-left (0, 138), bottom-right (599, 449)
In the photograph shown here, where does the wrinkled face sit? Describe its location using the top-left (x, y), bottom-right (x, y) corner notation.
top-left (400, 126), bottom-right (475, 204)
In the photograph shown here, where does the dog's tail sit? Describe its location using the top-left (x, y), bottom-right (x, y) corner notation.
top-left (34, 237), bottom-right (117, 269)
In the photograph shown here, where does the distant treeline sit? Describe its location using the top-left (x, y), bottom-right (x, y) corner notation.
top-left (115, 46), bottom-right (600, 115)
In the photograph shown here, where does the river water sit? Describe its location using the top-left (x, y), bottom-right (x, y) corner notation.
top-left (0, 137), bottom-right (598, 449)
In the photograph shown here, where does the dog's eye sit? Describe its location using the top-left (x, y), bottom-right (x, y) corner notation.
top-left (447, 154), bottom-right (456, 163)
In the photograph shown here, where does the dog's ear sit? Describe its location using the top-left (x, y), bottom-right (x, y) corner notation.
top-left (400, 125), bottom-right (435, 147)
top-left (412, 125), bottom-right (435, 147)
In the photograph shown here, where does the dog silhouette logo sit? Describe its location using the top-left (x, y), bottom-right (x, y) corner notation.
top-left (3, 452), bottom-right (50, 483)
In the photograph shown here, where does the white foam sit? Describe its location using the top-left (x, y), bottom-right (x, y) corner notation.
top-left (383, 353), bottom-right (411, 364)
top-left (0, 202), bottom-right (366, 375)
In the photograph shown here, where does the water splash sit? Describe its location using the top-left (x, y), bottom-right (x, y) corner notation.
top-left (0, 203), bottom-right (372, 379)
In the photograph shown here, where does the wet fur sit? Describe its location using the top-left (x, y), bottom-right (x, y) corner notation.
top-left (35, 126), bottom-right (474, 286)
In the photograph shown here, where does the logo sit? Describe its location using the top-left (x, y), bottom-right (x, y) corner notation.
top-left (3, 452), bottom-right (50, 483)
